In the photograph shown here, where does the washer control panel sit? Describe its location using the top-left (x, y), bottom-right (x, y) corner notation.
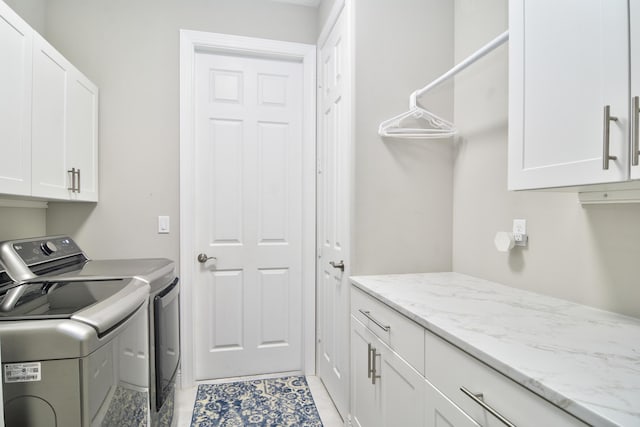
top-left (10, 236), bottom-right (83, 266)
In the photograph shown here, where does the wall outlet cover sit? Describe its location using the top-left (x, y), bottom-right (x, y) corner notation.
top-left (513, 219), bottom-right (526, 235)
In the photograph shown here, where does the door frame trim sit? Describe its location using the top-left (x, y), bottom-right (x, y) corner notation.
top-left (179, 30), bottom-right (316, 387)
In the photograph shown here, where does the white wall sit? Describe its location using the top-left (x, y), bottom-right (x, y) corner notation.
top-left (42, 0), bottom-right (317, 261)
top-left (451, 0), bottom-right (640, 318)
top-left (352, 0), bottom-right (454, 275)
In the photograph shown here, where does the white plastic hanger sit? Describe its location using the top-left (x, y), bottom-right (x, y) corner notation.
top-left (378, 92), bottom-right (456, 139)
top-left (378, 30), bottom-right (509, 140)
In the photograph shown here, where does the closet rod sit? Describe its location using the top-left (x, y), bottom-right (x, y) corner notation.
top-left (410, 30), bottom-right (509, 105)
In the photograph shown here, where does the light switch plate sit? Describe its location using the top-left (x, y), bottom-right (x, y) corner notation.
top-left (158, 216), bottom-right (170, 234)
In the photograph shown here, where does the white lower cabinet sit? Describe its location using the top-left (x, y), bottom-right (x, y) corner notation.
top-left (351, 317), bottom-right (380, 427)
top-left (350, 285), bottom-right (590, 427)
top-left (423, 330), bottom-right (588, 427)
top-left (351, 317), bottom-right (425, 427)
top-left (424, 379), bottom-right (479, 427)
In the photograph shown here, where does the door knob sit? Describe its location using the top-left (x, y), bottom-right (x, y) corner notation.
top-left (329, 260), bottom-right (345, 271)
top-left (197, 253), bottom-right (217, 264)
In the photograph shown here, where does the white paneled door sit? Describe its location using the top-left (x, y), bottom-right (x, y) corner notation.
top-left (193, 51), bottom-right (304, 379)
top-left (317, 2), bottom-right (352, 419)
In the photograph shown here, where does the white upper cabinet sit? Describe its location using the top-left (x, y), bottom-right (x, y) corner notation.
top-left (0, 1), bottom-right (98, 202)
top-left (31, 33), bottom-right (99, 202)
top-left (509, 0), bottom-right (631, 190)
top-left (0, 2), bottom-right (32, 196)
top-left (31, 33), bottom-right (71, 200)
top-left (631, 0), bottom-right (640, 180)
top-left (66, 69), bottom-right (99, 201)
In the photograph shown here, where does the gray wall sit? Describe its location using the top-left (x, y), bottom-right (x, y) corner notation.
top-left (351, 0), bottom-right (454, 275)
top-left (41, 0), bottom-right (317, 260)
top-left (3, 0), bottom-right (46, 34)
top-left (317, 0), bottom-right (336, 31)
top-left (0, 207), bottom-right (46, 240)
top-left (451, 0), bottom-right (640, 318)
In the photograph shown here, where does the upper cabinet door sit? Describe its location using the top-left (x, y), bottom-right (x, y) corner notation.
top-left (631, 0), bottom-right (640, 180)
top-left (0, 2), bottom-right (32, 196)
top-left (509, 0), bottom-right (630, 190)
top-left (67, 69), bottom-right (99, 201)
top-left (31, 32), bottom-right (72, 199)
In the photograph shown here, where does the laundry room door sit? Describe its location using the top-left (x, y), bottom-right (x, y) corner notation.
top-left (193, 50), bottom-right (304, 379)
top-left (316, 2), bottom-right (352, 419)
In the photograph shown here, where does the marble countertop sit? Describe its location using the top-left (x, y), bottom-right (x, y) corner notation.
top-left (350, 272), bottom-right (640, 427)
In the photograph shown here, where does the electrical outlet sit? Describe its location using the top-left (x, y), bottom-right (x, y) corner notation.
top-left (512, 219), bottom-right (527, 246)
top-left (513, 219), bottom-right (526, 235)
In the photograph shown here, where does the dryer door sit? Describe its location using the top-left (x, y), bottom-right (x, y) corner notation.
top-left (153, 277), bottom-right (180, 411)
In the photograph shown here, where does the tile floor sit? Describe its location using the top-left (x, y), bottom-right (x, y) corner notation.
top-left (175, 374), bottom-right (344, 427)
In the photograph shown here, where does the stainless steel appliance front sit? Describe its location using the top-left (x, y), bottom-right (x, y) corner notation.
top-left (0, 235), bottom-right (179, 427)
top-left (0, 277), bottom-right (149, 426)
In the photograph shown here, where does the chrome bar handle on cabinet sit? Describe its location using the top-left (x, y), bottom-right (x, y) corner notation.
top-left (371, 347), bottom-right (381, 385)
top-left (367, 343), bottom-right (373, 378)
top-left (602, 105), bottom-right (619, 170)
top-left (67, 168), bottom-right (77, 192)
top-left (358, 309), bottom-right (390, 332)
top-left (460, 387), bottom-right (516, 427)
top-left (76, 169), bottom-right (81, 193)
top-left (632, 96), bottom-right (640, 166)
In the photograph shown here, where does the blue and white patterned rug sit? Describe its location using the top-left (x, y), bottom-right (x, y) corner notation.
top-left (190, 376), bottom-right (323, 426)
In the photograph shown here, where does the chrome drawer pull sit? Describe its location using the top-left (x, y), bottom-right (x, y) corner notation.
top-left (632, 96), bottom-right (639, 166)
top-left (67, 168), bottom-right (77, 192)
top-left (358, 309), bottom-right (390, 332)
top-left (460, 387), bottom-right (516, 427)
top-left (367, 343), bottom-right (373, 378)
top-left (371, 347), bottom-right (381, 385)
top-left (602, 104), bottom-right (619, 170)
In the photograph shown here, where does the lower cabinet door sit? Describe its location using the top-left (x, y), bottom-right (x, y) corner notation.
top-left (425, 380), bottom-right (480, 427)
top-left (351, 316), bottom-right (426, 427)
top-left (351, 316), bottom-right (381, 427)
top-left (379, 344), bottom-right (426, 427)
